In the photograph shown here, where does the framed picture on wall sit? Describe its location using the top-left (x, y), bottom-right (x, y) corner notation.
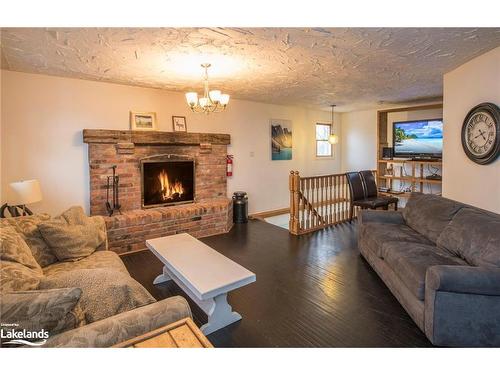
top-left (270, 119), bottom-right (293, 160)
top-left (130, 111), bottom-right (157, 131)
top-left (172, 116), bottom-right (187, 132)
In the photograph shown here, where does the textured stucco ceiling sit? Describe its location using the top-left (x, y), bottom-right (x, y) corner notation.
top-left (1, 28), bottom-right (499, 111)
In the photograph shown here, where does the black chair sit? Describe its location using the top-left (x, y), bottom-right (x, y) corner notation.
top-left (345, 170), bottom-right (398, 221)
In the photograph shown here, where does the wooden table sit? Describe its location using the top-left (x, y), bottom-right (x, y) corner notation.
top-left (113, 318), bottom-right (213, 348)
top-left (147, 233), bottom-right (256, 335)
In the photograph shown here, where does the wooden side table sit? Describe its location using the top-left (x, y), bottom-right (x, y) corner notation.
top-left (113, 318), bottom-right (213, 348)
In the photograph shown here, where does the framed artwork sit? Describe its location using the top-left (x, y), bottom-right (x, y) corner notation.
top-left (172, 116), bottom-right (187, 132)
top-left (130, 111), bottom-right (157, 131)
top-left (271, 119), bottom-right (293, 160)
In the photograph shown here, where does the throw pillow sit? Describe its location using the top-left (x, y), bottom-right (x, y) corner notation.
top-left (0, 288), bottom-right (85, 344)
top-left (40, 269), bottom-right (156, 323)
top-left (0, 260), bottom-right (42, 292)
top-left (38, 206), bottom-right (106, 261)
top-left (2, 213), bottom-right (58, 267)
top-left (89, 216), bottom-right (108, 251)
top-left (61, 207), bottom-right (108, 251)
top-left (59, 206), bottom-right (90, 225)
top-left (0, 224), bottom-right (41, 270)
top-left (0, 226), bottom-right (43, 292)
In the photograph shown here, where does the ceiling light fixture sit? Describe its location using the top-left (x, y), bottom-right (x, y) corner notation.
top-left (328, 104), bottom-right (339, 145)
top-left (185, 63), bottom-right (230, 114)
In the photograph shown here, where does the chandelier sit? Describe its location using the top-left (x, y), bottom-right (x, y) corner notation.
top-left (185, 63), bottom-right (230, 114)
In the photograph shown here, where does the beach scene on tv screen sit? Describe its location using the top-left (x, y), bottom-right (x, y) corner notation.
top-left (394, 120), bottom-right (443, 155)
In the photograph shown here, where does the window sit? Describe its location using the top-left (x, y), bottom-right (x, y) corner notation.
top-left (315, 123), bottom-right (332, 157)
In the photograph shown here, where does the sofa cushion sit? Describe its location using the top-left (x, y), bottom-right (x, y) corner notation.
top-left (436, 207), bottom-right (500, 267)
top-left (0, 288), bottom-right (85, 343)
top-left (89, 216), bottom-right (108, 251)
top-left (38, 207), bottom-right (106, 262)
top-left (59, 207), bottom-right (108, 251)
top-left (0, 225), bottom-right (43, 292)
top-left (0, 260), bottom-right (42, 292)
top-left (2, 213), bottom-right (57, 267)
top-left (42, 250), bottom-right (129, 277)
top-left (40, 269), bottom-right (156, 323)
top-left (0, 224), bottom-right (41, 271)
top-left (384, 242), bottom-right (467, 300)
top-left (60, 206), bottom-right (93, 225)
top-left (403, 193), bottom-right (464, 243)
top-left (43, 296), bottom-right (192, 348)
top-left (360, 222), bottom-right (433, 258)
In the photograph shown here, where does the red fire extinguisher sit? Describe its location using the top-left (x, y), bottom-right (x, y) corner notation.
top-left (226, 155), bottom-right (233, 177)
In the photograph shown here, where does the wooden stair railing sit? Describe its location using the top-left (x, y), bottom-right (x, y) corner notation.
top-left (289, 171), bottom-right (353, 235)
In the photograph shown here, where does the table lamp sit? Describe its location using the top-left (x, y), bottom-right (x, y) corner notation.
top-left (8, 179), bottom-right (43, 216)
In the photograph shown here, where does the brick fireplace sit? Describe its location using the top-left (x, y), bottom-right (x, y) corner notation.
top-left (83, 129), bottom-right (233, 255)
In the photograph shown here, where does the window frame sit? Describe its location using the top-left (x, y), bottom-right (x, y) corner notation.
top-left (315, 122), bottom-right (333, 158)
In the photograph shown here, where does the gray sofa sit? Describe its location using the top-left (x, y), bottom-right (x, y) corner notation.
top-left (1, 209), bottom-right (192, 348)
top-left (358, 192), bottom-right (500, 347)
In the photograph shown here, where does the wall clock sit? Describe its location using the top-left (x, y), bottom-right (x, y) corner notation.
top-left (461, 102), bottom-right (500, 165)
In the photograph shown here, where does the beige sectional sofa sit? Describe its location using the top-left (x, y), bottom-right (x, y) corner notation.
top-left (0, 207), bottom-right (192, 348)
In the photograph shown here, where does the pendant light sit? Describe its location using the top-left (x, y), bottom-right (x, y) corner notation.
top-left (328, 104), bottom-right (339, 145)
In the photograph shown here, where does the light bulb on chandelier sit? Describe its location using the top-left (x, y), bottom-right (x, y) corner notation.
top-left (185, 63), bottom-right (230, 114)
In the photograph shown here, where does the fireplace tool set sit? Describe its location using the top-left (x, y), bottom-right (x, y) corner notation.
top-left (106, 165), bottom-right (121, 216)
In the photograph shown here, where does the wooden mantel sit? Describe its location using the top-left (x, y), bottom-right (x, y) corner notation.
top-left (83, 129), bottom-right (230, 146)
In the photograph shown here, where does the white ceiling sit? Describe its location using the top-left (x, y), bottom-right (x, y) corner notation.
top-left (1, 28), bottom-right (499, 111)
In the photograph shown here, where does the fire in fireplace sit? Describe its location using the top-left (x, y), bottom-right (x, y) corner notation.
top-left (141, 159), bottom-right (195, 208)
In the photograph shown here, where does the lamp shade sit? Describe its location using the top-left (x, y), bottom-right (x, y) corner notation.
top-left (219, 94), bottom-right (230, 105)
top-left (328, 104), bottom-right (338, 144)
top-left (209, 90), bottom-right (221, 103)
top-left (185, 92), bottom-right (198, 106)
top-left (328, 134), bottom-right (339, 145)
top-left (9, 179), bottom-right (43, 205)
top-left (199, 97), bottom-right (209, 108)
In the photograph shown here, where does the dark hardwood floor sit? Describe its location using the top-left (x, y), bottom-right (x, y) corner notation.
top-left (122, 219), bottom-right (432, 347)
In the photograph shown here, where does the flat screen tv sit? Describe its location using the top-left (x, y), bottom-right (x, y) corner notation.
top-left (393, 118), bottom-right (443, 158)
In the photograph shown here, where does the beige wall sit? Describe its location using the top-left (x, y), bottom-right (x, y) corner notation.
top-left (0, 70), bottom-right (341, 215)
top-left (443, 47), bottom-right (500, 213)
top-left (340, 109), bottom-right (378, 172)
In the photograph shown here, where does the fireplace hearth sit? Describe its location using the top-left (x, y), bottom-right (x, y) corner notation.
top-left (141, 158), bottom-right (195, 208)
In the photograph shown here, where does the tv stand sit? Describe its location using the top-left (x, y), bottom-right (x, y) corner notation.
top-left (376, 103), bottom-right (443, 200)
top-left (376, 159), bottom-right (442, 197)
top-left (426, 174), bottom-right (442, 181)
top-left (411, 157), bottom-right (441, 162)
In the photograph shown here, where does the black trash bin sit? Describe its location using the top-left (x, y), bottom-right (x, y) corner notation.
top-left (232, 191), bottom-right (248, 223)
